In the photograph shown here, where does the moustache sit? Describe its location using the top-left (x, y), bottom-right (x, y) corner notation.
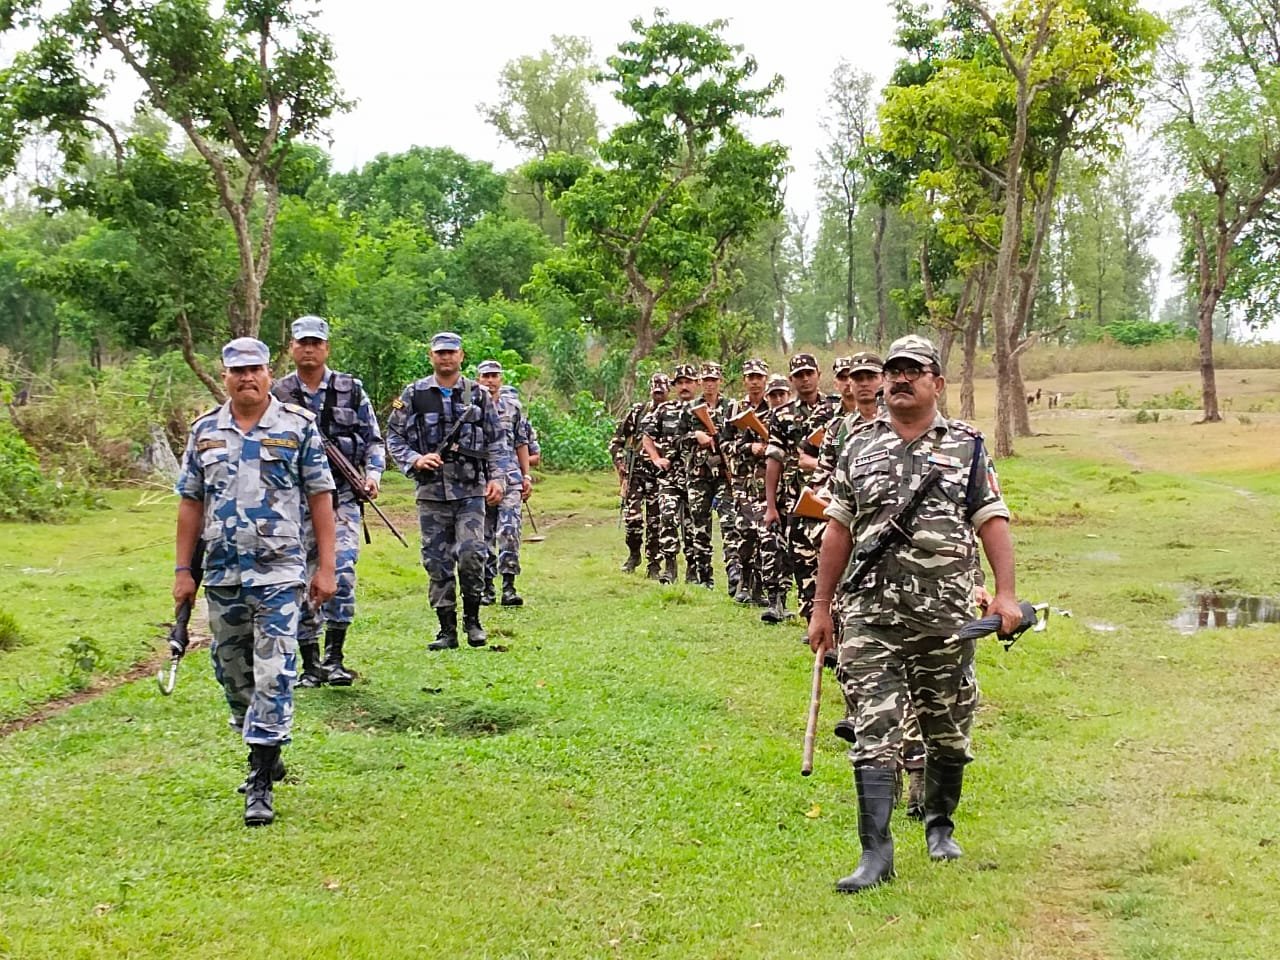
top-left (890, 384), bottom-right (914, 395)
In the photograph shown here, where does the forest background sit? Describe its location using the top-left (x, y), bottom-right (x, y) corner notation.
top-left (4, 0), bottom-right (1280, 516)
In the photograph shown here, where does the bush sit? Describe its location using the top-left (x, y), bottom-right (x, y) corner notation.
top-left (0, 608), bottom-right (25, 652)
top-left (0, 421), bottom-right (80, 521)
top-left (526, 391), bottom-right (615, 471)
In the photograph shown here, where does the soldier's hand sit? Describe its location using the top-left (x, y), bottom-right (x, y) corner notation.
top-left (309, 568), bottom-right (337, 606)
top-left (808, 605), bottom-right (835, 654)
top-left (798, 452), bottom-right (819, 472)
top-left (173, 571), bottom-right (197, 606)
top-left (484, 480), bottom-right (504, 505)
top-left (653, 456), bottom-right (671, 472)
top-left (521, 475), bottom-right (532, 500)
top-left (987, 593), bottom-right (1023, 636)
top-left (414, 452), bottom-right (443, 471)
top-left (750, 442), bottom-right (766, 457)
top-left (763, 505), bottom-right (780, 529)
top-left (973, 585), bottom-right (992, 612)
top-left (694, 430), bottom-right (714, 448)
top-left (364, 475), bottom-right (381, 499)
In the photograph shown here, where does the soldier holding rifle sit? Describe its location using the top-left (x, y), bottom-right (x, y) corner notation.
top-left (641, 364), bottom-right (699, 584)
top-left (724, 358), bottom-right (772, 604)
top-left (610, 373), bottom-right (670, 577)
top-left (272, 315), bottom-right (386, 686)
top-left (807, 334), bottom-right (1019, 893)
top-left (681, 362), bottom-right (736, 590)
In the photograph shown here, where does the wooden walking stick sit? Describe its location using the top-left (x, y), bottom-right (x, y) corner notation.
top-left (801, 645), bottom-right (824, 776)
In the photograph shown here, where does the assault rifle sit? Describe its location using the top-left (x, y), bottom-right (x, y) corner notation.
top-left (952, 600), bottom-right (1049, 650)
top-left (805, 425), bottom-right (827, 451)
top-left (158, 537), bottom-right (204, 696)
top-left (690, 401), bottom-right (734, 486)
top-left (801, 468), bottom-right (942, 775)
top-left (322, 435), bottom-right (409, 548)
top-left (792, 486), bottom-right (831, 522)
top-left (729, 407), bottom-right (769, 441)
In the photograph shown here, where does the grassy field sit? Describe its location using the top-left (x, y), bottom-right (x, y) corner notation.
top-left (1, 388), bottom-right (1278, 959)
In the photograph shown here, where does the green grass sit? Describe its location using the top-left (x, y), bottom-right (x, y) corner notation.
top-left (1, 419), bottom-right (1278, 959)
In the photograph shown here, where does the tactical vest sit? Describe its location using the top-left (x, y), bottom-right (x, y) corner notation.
top-left (411, 377), bottom-right (488, 473)
top-left (273, 372), bottom-right (367, 488)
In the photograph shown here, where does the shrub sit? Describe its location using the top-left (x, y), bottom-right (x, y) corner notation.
top-left (0, 608), bottom-right (25, 652)
top-left (0, 421), bottom-right (80, 521)
top-left (526, 391), bottom-right (615, 471)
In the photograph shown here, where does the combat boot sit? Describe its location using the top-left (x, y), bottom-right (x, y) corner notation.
top-left (428, 608), bottom-right (459, 651)
top-left (243, 744), bottom-right (282, 827)
top-left (733, 580), bottom-right (752, 603)
top-left (236, 748), bottom-right (285, 795)
top-left (726, 562), bottom-right (741, 598)
top-left (658, 558), bottom-right (677, 585)
top-left (480, 579), bottom-right (496, 606)
top-left (462, 598), bottom-right (487, 647)
top-left (923, 761), bottom-right (966, 861)
top-left (906, 766), bottom-right (926, 821)
top-left (646, 559), bottom-right (662, 580)
top-left (761, 591), bottom-right (786, 623)
top-left (835, 765), bottom-right (897, 893)
top-left (834, 716), bottom-right (857, 744)
top-left (621, 536), bottom-right (643, 573)
top-left (322, 624), bottom-right (355, 686)
top-left (297, 639), bottom-right (326, 687)
top-left (501, 573), bottom-right (524, 607)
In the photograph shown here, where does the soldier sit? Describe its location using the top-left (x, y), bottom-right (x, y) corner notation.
top-left (385, 332), bottom-right (505, 650)
top-left (271, 315), bottom-right (385, 687)
top-left (725, 358), bottom-right (772, 604)
top-left (174, 337), bottom-right (336, 827)
top-left (681, 361), bottom-right (735, 589)
top-left (756, 374), bottom-right (795, 620)
top-left (762, 353), bottom-right (838, 625)
top-left (808, 334), bottom-right (1020, 893)
top-left (477, 360), bottom-right (532, 607)
top-left (611, 373), bottom-right (669, 577)
top-left (641, 364), bottom-right (698, 584)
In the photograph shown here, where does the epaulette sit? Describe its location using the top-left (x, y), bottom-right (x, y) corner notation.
top-left (190, 405), bottom-right (221, 426)
top-left (283, 402), bottom-right (317, 421)
top-left (947, 418), bottom-right (984, 440)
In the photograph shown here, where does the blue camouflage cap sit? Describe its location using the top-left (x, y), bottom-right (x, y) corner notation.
top-left (221, 337), bottom-right (270, 367)
top-left (477, 359), bottom-right (503, 374)
top-left (431, 331), bottom-right (463, 352)
top-left (291, 314), bottom-right (330, 340)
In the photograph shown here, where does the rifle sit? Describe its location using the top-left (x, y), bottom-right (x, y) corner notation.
top-left (952, 600), bottom-right (1049, 650)
top-left (729, 407), bottom-right (769, 441)
top-left (690, 401), bottom-right (735, 486)
top-left (800, 646), bottom-right (824, 776)
top-left (158, 537), bottom-right (204, 696)
top-left (806, 425), bottom-right (827, 450)
top-left (322, 435), bottom-right (409, 548)
top-left (792, 486), bottom-right (830, 522)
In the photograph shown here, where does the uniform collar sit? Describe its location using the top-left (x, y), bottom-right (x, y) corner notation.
top-left (216, 395), bottom-right (284, 432)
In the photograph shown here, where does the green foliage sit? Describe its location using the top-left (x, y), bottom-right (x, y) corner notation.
top-left (0, 608), bottom-right (24, 652)
top-left (0, 421), bottom-right (76, 521)
top-left (526, 391), bottom-right (614, 471)
top-left (1143, 385), bottom-right (1199, 411)
top-left (1103, 318), bottom-right (1194, 347)
top-left (62, 634), bottom-right (102, 688)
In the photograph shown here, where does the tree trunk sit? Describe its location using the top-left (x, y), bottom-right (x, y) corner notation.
top-left (937, 327), bottom-right (956, 418)
top-left (1196, 295), bottom-right (1222, 422)
top-left (872, 205), bottom-right (889, 349)
top-left (960, 267), bottom-right (989, 421)
top-left (845, 204), bottom-right (855, 342)
top-left (770, 231), bottom-right (789, 353)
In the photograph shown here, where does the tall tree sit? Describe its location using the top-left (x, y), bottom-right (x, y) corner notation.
top-left (528, 14), bottom-right (787, 401)
top-left (1157, 0), bottom-right (1280, 421)
top-left (0, 0), bottom-right (350, 373)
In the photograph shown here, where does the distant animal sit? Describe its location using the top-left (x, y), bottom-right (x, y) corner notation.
top-left (1048, 392), bottom-right (1062, 409)
top-left (1035, 388), bottom-right (1042, 403)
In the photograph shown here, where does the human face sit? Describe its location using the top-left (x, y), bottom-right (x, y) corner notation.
top-left (221, 364), bottom-right (271, 414)
top-left (290, 337), bottom-right (329, 375)
top-left (674, 376), bottom-right (696, 401)
top-left (701, 376), bottom-right (722, 401)
top-left (430, 348), bottom-right (463, 378)
top-left (744, 372), bottom-right (766, 400)
top-left (884, 363), bottom-right (942, 417)
top-left (650, 387), bottom-right (669, 403)
top-left (837, 368), bottom-right (884, 406)
top-left (790, 367), bottom-right (819, 402)
top-left (478, 370), bottom-right (503, 398)
top-left (766, 388), bottom-right (789, 409)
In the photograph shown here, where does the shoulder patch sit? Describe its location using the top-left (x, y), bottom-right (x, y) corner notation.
top-left (947, 418), bottom-right (984, 440)
top-left (196, 438), bottom-right (226, 452)
top-left (391, 397), bottom-right (405, 410)
top-left (282, 402), bottom-right (316, 421)
top-left (262, 437), bottom-right (300, 450)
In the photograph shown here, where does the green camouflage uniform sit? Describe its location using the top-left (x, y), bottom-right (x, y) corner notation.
top-left (611, 395), bottom-right (664, 565)
top-left (641, 385), bottom-right (694, 568)
top-left (680, 392), bottom-right (735, 586)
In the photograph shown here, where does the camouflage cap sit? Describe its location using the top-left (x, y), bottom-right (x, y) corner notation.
top-left (845, 351), bottom-right (883, 374)
top-left (476, 359), bottom-right (503, 375)
top-left (672, 363), bottom-right (699, 381)
top-left (430, 331), bottom-right (463, 352)
top-left (789, 353), bottom-right (819, 374)
top-left (765, 374), bottom-right (791, 395)
top-left (742, 358), bottom-right (770, 376)
top-left (700, 361), bottom-right (724, 380)
top-left (649, 372), bottom-right (671, 393)
top-left (291, 315), bottom-right (330, 341)
top-left (884, 334), bottom-right (941, 370)
top-left (221, 337), bottom-right (270, 367)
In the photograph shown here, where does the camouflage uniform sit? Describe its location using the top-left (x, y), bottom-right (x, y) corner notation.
top-left (724, 377), bottom-right (771, 602)
top-left (641, 370), bottom-right (696, 580)
top-left (610, 380), bottom-right (666, 572)
top-left (766, 364), bottom-right (838, 622)
top-left (680, 386), bottom-right (734, 587)
top-left (271, 369), bottom-right (385, 639)
top-left (385, 371), bottom-right (504, 612)
top-left (483, 384), bottom-right (531, 585)
top-left (176, 394), bottom-right (334, 744)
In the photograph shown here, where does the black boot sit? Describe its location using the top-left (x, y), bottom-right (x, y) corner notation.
top-left (463, 598), bottom-right (487, 647)
top-left (761, 591), bottom-right (786, 624)
top-left (924, 761), bottom-right (966, 861)
top-left (480, 579), bottom-right (496, 606)
top-left (322, 624), bottom-right (355, 686)
top-left (501, 573), bottom-right (524, 607)
top-left (428, 608), bottom-right (459, 650)
top-left (243, 744), bottom-right (281, 826)
top-left (236, 748), bottom-right (286, 795)
top-left (726, 562), bottom-right (741, 597)
top-left (646, 559), bottom-right (661, 580)
top-left (621, 537), bottom-right (643, 573)
top-left (835, 765), bottom-right (897, 893)
top-left (658, 558), bottom-right (677, 585)
top-left (297, 639), bottom-right (326, 687)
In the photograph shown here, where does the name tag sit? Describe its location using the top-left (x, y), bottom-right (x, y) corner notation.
top-left (196, 439), bottom-right (226, 452)
top-left (852, 450), bottom-right (890, 469)
top-left (262, 437), bottom-right (299, 450)
top-left (927, 453), bottom-right (964, 469)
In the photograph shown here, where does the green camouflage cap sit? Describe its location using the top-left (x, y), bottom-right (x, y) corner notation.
top-left (885, 335), bottom-right (940, 371)
top-left (649, 372), bottom-right (671, 393)
top-left (700, 361), bottom-right (724, 380)
top-left (672, 363), bottom-right (699, 381)
top-left (788, 352), bottom-right (819, 374)
top-left (765, 374), bottom-right (791, 395)
top-left (742, 358), bottom-right (770, 376)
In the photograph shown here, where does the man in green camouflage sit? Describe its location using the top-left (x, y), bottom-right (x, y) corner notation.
top-left (808, 334), bottom-right (1020, 894)
top-left (724, 358), bottom-right (771, 604)
top-left (641, 365), bottom-right (698, 584)
top-left (611, 373), bottom-right (669, 577)
top-left (680, 361), bottom-right (735, 589)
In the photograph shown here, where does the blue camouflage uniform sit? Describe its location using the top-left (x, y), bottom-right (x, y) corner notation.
top-left (271, 368), bottom-right (385, 635)
top-left (385, 370), bottom-right (504, 609)
top-left (484, 383), bottom-right (531, 581)
top-left (175, 394), bottom-right (334, 744)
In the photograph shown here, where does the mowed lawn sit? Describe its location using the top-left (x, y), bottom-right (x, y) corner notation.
top-left (1, 392), bottom-right (1278, 959)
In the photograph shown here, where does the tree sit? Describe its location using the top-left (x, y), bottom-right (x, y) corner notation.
top-left (0, 0), bottom-right (350, 378)
top-left (528, 14), bottom-right (787, 401)
top-left (1157, 1), bottom-right (1280, 421)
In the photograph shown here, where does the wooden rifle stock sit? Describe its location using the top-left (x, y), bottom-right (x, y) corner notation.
top-left (792, 486), bottom-right (831, 521)
top-left (729, 407), bottom-right (769, 440)
top-left (806, 425), bottom-right (826, 450)
top-left (801, 646), bottom-right (823, 776)
top-left (690, 402), bottom-right (734, 484)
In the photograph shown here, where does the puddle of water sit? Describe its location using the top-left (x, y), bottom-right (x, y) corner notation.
top-left (1171, 592), bottom-right (1280, 633)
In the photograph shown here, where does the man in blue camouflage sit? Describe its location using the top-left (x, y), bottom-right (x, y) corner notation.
top-left (808, 334), bottom-right (1020, 893)
top-left (272, 315), bottom-right (385, 687)
top-left (174, 337), bottom-right (336, 827)
top-left (386, 332), bottom-right (505, 649)
top-left (477, 360), bottom-right (532, 607)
